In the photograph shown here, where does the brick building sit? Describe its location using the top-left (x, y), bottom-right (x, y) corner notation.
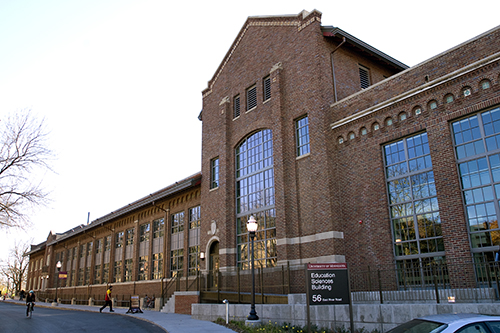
top-left (27, 10), bottom-right (500, 305)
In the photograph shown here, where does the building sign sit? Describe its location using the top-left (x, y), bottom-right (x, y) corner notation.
top-left (307, 263), bottom-right (350, 305)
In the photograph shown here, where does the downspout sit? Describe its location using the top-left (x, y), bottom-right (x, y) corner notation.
top-left (330, 37), bottom-right (346, 102)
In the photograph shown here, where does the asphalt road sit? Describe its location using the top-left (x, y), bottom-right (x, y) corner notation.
top-left (0, 302), bottom-right (166, 333)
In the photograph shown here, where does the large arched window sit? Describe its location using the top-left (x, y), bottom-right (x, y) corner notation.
top-left (236, 129), bottom-right (277, 269)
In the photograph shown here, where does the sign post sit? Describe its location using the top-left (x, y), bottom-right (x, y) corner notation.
top-left (306, 263), bottom-right (354, 333)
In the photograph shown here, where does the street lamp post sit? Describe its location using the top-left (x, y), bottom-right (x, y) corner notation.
top-left (54, 261), bottom-right (62, 304)
top-left (246, 215), bottom-right (260, 323)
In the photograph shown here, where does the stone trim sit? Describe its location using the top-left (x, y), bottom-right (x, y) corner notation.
top-left (276, 231), bottom-right (344, 246)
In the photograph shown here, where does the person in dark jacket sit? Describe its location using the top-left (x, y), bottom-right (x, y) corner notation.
top-left (26, 290), bottom-right (35, 316)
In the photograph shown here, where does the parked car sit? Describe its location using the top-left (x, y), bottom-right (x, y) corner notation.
top-left (387, 313), bottom-right (500, 333)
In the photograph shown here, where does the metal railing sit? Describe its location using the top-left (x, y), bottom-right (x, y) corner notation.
top-left (349, 260), bottom-right (500, 303)
top-left (36, 260), bottom-right (500, 306)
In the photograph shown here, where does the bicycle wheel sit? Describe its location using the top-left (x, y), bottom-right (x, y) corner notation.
top-left (29, 304), bottom-right (33, 318)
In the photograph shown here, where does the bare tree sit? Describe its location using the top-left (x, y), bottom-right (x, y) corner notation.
top-left (0, 110), bottom-right (53, 230)
top-left (0, 241), bottom-right (31, 294)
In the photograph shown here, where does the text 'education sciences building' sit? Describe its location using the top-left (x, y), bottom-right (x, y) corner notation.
top-left (27, 10), bottom-right (500, 308)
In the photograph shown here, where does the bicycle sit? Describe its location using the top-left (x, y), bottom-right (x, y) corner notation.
top-left (26, 302), bottom-right (34, 319)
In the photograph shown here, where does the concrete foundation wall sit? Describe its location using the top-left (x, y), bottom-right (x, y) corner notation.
top-left (192, 301), bottom-right (500, 332)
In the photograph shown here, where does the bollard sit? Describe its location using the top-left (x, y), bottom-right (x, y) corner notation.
top-left (222, 299), bottom-right (229, 324)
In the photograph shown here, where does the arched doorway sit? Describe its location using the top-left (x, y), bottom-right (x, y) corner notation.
top-left (208, 241), bottom-right (219, 290)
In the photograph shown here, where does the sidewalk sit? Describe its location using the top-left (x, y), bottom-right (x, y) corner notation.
top-left (3, 298), bottom-right (236, 333)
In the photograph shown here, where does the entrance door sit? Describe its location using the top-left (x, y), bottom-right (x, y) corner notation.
top-left (208, 241), bottom-right (219, 290)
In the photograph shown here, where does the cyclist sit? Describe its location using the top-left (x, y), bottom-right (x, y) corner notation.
top-left (26, 290), bottom-right (35, 316)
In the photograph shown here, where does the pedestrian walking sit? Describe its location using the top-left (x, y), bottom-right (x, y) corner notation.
top-left (99, 286), bottom-right (114, 312)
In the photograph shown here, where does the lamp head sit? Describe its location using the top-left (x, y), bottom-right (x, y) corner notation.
top-left (56, 261), bottom-right (62, 269)
top-left (247, 215), bottom-right (258, 233)
top-left (200, 251), bottom-right (205, 261)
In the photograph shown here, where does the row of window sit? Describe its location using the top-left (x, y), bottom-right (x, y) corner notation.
top-left (386, 105), bottom-right (500, 275)
top-left (209, 115), bottom-right (310, 190)
top-left (339, 79), bottom-right (496, 143)
top-left (30, 206), bottom-right (201, 288)
top-left (233, 76), bottom-right (271, 119)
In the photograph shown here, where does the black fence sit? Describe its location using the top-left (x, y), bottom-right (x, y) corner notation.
top-left (37, 260), bottom-right (500, 306)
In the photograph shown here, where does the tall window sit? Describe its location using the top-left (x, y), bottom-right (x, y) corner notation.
top-left (189, 206), bottom-right (201, 229)
top-left (138, 256), bottom-right (149, 280)
top-left (95, 239), bottom-right (102, 254)
top-left (172, 212), bottom-right (184, 234)
top-left (140, 223), bottom-right (150, 242)
top-left (210, 157), bottom-right (219, 189)
top-left (263, 76), bottom-right (271, 102)
top-left (94, 265), bottom-right (101, 284)
top-left (153, 219), bottom-right (164, 239)
top-left (234, 95), bottom-right (240, 119)
top-left (124, 259), bottom-right (133, 282)
top-left (236, 129), bottom-right (276, 269)
top-left (189, 206), bottom-right (201, 276)
top-left (452, 106), bottom-right (500, 262)
top-left (170, 249), bottom-right (183, 277)
top-left (152, 253), bottom-right (163, 279)
top-left (104, 236), bottom-right (111, 252)
top-left (78, 268), bottom-right (84, 286)
top-left (114, 261), bottom-right (122, 282)
top-left (86, 242), bottom-right (93, 256)
top-left (296, 116), bottom-right (310, 156)
top-left (115, 231), bottom-right (124, 248)
top-left (171, 211), bottom-right (184, 277)
top-left (247, 85), bottom-right (257, 110)
top-left (103, 263), bottom-right (109, 283)
top-left (359, 65), bottom-right (370, 89)
top-left (384, 132), bottom-right (444, 266)
top-left (126, 228), bottom-right (134, 246)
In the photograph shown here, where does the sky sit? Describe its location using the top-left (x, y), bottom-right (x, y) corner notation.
top-left (0, 0), bottom-right (499, 263)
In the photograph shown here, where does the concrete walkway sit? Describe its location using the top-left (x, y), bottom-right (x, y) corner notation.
top-left (2, 298), bottom-right (236, 333)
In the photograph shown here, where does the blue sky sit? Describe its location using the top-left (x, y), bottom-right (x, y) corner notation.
top-left (0, 0), bottom-right (499, 261)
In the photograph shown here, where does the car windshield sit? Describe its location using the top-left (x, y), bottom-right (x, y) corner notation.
top-left (387, 319), bottom-right (447, 333)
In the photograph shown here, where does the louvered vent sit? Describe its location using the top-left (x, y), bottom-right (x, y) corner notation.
top-left (263, 76), bottom-right (271, 101)
top-left (247, 85), bottom-right (257, 110)
top-left (233, 95), bottom-right (240, 118)
top-left (359, 66), bottom-right (370, 89)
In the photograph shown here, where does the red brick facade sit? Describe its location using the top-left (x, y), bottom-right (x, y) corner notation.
top-left (27, 10), bottom-right (500, 305)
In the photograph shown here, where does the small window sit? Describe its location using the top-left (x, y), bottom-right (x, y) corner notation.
top-left (481, 80), bottom-right (491, 90)
top-left (210, 157), bottom-right (219, 189)
top-left (263, 76), bottom-right (271, 101)
top-left (233, 95), bottom-right (240, 118)
top-left (445, 94), bottom-right (454, 103)
top-left (386, 118), bottom-right (393, 126)
top-left (246, 85), bottom-right (257, 110)
top-left (348, 132), bottom-right (355, 140)
top-left (399, 112), bottom-right (407, 121)
top-left (360, 127), bottom-right (367, 135)
top-left (338, 137), bottom-right (344, 144)
top-left (429, 100), bottom-right (438, 110)
top-left (373, 123), bottom-right (380, 131)
top-left (359, 65), bottom-right (371, 89)
top-left (295, 116), bottom-right (310, 156)
top-left (463, 87), bottom-right (472, 97)
top-left (414, 107), bottom-right (422, 115)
